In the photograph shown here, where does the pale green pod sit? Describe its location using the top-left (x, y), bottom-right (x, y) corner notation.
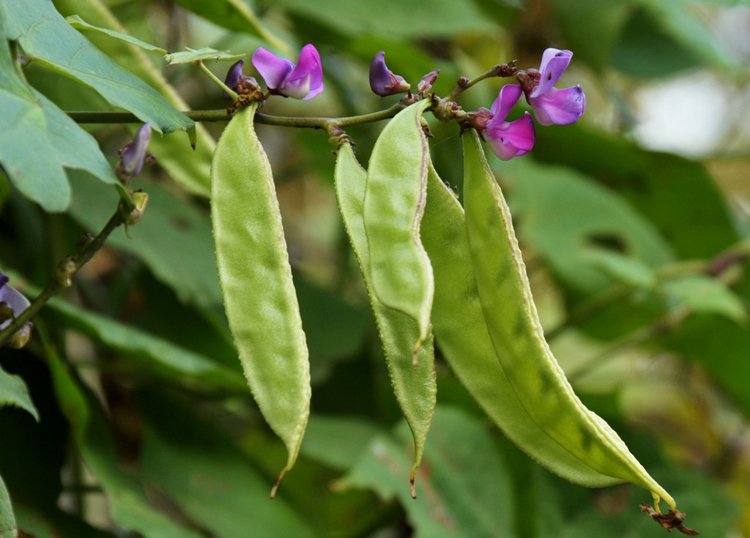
top-left (335, 142), bottom-right (436, 498)
top-left (462, 130), bottom-right (675, 511)
top-left (211, 103), bottom-right (311, 496)
top-left (421, 164), bottom-right (622, 488)
top-left (363, 100), bottom-right (434, 357)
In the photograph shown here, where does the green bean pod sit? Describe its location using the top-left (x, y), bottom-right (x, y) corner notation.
top-left (363, 99), bottom-right (434, 359)
top-left (211, 103), bottom-right (311, 497)
top-left (335, 142), bottom-right (436, 498)
top-left (462, 130), bottom-right (675, 511)
top-left (421, 164), bottom-right (622, 488)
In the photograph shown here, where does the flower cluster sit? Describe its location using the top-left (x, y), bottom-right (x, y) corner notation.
top-left (474, 48), bottom-right (585, 161)
top-left (222, 45), bottom-right (584, 163)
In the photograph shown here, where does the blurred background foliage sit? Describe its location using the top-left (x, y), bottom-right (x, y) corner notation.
top-left (1, 0), bottom-right (750, 536)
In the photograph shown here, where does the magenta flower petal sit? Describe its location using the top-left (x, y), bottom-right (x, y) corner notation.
top-left (486, 112), bottom-right (535, 161)
top-left (529, 85), bottom-right (585, 126)
top-left (252, 47), bottom-right (295, 89)
top-left (490, 84), bottom-right (523, 120)
top-left (532, 50), bottom-right (573, 98)
top-left (253, 45), bottom-right (324, 100)
top-left (296, 44), bottom-right (323, 93)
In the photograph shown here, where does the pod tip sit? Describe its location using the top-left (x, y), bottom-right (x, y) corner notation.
top-left (270, 470), bottom-right (286, 499)
top-left (410, 468), bottom-right (417, 499)
top-left (640, 504), bottom-right (699, 535)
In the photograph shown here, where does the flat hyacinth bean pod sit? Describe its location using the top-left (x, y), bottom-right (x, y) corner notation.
top-left (420, 164), bottom-right (621, 488)
top-left (363, 99), bottom-right (434, 360)
top-left (462, 130), bottom-right (675, 511)
top-left (335, 142), bottom-right (436, 498)
top-left (211, 103), bottom-right (311, 497)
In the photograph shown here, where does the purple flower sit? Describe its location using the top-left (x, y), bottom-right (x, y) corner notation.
top-left (223, 59), bottom-right (258, 99)
top-left (0, 271), bottom-right (30, 331)
top-left (520, 48), bottom-right (585, 126)
top-left (120, 123), bottom-right (152, 176)
top-left (252, 44), bottom-right (324, 100)
top-left (485, 85), bottom-right (535, 161)
top-left (369, 51), bottom-right (411, 97)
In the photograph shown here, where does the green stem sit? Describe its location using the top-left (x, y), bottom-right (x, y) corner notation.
top-left (0, 206), bottom-right (127, 347)
top-left (65, 102), bottom-right (408, 130)
top-left (197, 60), bottom-right (238, 100)
top-left (446, 60), bottom-right (518, 102)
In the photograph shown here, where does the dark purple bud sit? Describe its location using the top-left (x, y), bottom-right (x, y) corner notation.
top-left (224, 59), bottom-right (245, 98)
top-left (369, 51), bottom-right (411, 97)
top-left (120, 123), bottom-right (152, 177)
top-left (417, 69), bottom-right (440, 94)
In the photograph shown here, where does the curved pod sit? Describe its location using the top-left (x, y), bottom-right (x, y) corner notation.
top-left (462, 130), bottom-right (674, 510)
top-left (211, 103), bottom-right (311, 495)
top-left (421, 164), bottom-right (621, 488)
top-left (335, 142), bottom-right (436, 498)
top-left (363, 100), bottom-right (434, 357)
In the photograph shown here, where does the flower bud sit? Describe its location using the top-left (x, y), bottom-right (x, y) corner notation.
top-left (119, 123), bottom-right (152, 177)
top-left (369, 51), bottom-right (410, 97)
top-left (127, 191), bottom-right (149, 226)
top-left (417, 69), bottom-right (440, 94)
top-left (8, 322), bottom-right (32, 349)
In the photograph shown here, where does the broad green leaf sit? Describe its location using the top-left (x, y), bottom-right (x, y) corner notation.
top-left (613, 9), bottom-right (701, 78)
top-left (35, 91), bottom-right (120, 187)
top-left (0, 89), bottom-right (69, 211)
top-left (300, 414), bottom-right (381, 470)
top-left (341, 406), bottom-right (515, 538)
top-left (548, 0), bottom-right (630, 71)
top-left (662, 275), bottom-right (747, 322)
top-left (136, 393), bottom-right (319, 538)
top-left (506, 158), bottom-right (673, 294)
top-left (164, 47), bottom-right (244, 65)
top-left (584, 250), bottom-right (658, 290)
top-left (0, 366), bottom-right (38, 421)
top-left (0, 475), bottom-right (14, 538)
top-left (273, 0), bottom-right (498, 38)
top-left (44, 342), bottom-right (207, 538)
top-left (45, 295), bottom-right (247, 392)
top-left (65, 15), bottom-right (167, 54)
top-left (170, 0), bottom-right (293, 56)
top-left (68, 173), bottom-right (222, 308)
top-left (53, 0), bottom-right (214, 197)
top-left (0, 0), bottom-right (192, 134)
top-left (533, 125), bottom-right (740, 260)
top-left (635, 0), bottom-right (743, 75)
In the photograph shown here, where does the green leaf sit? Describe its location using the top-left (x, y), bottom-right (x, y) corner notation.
top-left (68, 173), bottom-right (222, 308)
top-left (0, 365), bottom-right (39, 421)
top-left (506, 158), bottom-right (673, 294)
top-left (273, 0), bottom-right (498, 38)
top-left (548, 0), bottom-right (630, 71)
top-left (635, 0), bottom-right (743, 75)
top-left (532, 125), bottom-right (740, 260)
top-left (164, 47), bottom-right (244, 65)
top-left (170, 0), bottom-right (293, 56)
top-left (584, 249), bottom-right (658, 289)
top-left (0, 474), bottom-right (15, 538)
top-left (45, 295), bottom-right (247, 392)
top-left (661, 275), bottom-right (747, 322)
top-left (44, 342), bottom-right (207, 538)
top-left (300, 414), bottom-right (381, 471)
top-left (341, 406), bottom-right (515, 538)
top-left (53, 0), bottom-right (214, 197)
top-left (0, 0), bottom-right (192, 134)
top-left (65, 15), bottom-right (167, 54)
top-left (0, 89), bottom-right (70, 211)
top-left (137, 392), bottom-right (319, 538)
